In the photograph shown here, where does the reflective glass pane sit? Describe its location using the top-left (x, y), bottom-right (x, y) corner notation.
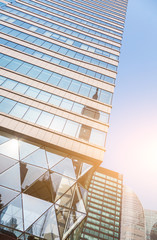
top-left (0, 154), bottom-right (17, 174)
top-left (90, 129), bottom-right (106, 147)
top-left (50, 172), bottom-right (75, 201)
top-left (26, 205), bottom-right (60, 240)
top-left (36, 111), bottom-right (53, 128)
top-left (51, 158), bottom-right (76, 179)
top-left (2, 79), bottom-right (17, 90)
top-left (0, 186), bottom-right (19, 210)
top-left (60, 99), bottom-right (73, 111)
top-left (23, 107), bottom-right (41, 123)
top-left (0, 163), bottom-right (21, 191)
top-left (20, 162), bottom-right (46, 192)
top-left (48, 95), bottom-right (62, 106)
top-left (80, 163), bottom-right (92, 177)
top-left (22, 149), bottom-right (48, 169)
top-left (13, 83), bottom-right (29, 94)
top-left (0, 98), bottom-right (16, 114)
top-left (22, 193), bottom-right (52, 230)
top-left (63, 120), bottom-right (79, 137)
top-left (10, 103), bottom-right (29, 118)
top-left (19, 140), bottom-right (40, 160)
top-left (55, 205), bottom-right (70, 238)
top-left (36, 91), bottom-right (51, 102)
top-left (0, 135), bottom-right (9, 145)
top-left (25, 87), bottom-right (40, 98)
top-left (56, 185), bottom-right (75, 209)
top-left (46, 150), bottom-right (65, 169)
top-left (0, 194), bottom-right (23, 231)
top-left (71, 185), bottom-right (86, 214)
top-left (49, 116), bottom-right (66, 132)
top-left (0, 139), bottom-right (19, 160)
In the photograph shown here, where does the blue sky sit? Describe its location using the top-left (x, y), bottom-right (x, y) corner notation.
top-left (102, 0), bottom-right (157, 210)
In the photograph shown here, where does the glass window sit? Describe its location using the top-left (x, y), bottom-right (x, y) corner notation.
top-left (2, 79), bottom-right (17, 90)
top-left (68, 81), bottom-right (80, 93)
top-left (58, 76), bottom-right (71, 89)
top-left (90, 129), bottom-right (106, 147)
top-left (0, 76), bottom-right (6, 85)
top-left (72, 103), bottom-right (83, 114)
top-left (13, 83), bottom-right (29, 94)
top-left (0, 55), bottom-right (12, 67)
top-left (63, 120), bottom-right (79, 137)
top-left (27, 66), bottom-right (41, 79)
top-left (60, 99), bottom-right (73, 111)
top-left (23, 107), bottom-right (41, 123)
top-left (6, 59), bottom-right (21, 71)
top-left (10, 102), bottom-right (29, 118)
top-left (48, 95), bottom-right (62, 106)
top-left (48, 73), bottom-right (61, 86)
top-left (0, 98), bottom-right (16, 114)
top-left (79, 83), bottom-right (90, 97)
top-left (50, 116), bottom-right (66, 132)
top-left (36, 111), bottom-right (53, 128)
top-left (17, 62), bottom-right (32, 75)
top-left (37, 91), bottom-right (51, 102)
top-left (25, 87), bottom-right (40, 98)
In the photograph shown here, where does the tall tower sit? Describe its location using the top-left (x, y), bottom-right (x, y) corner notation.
top-left (0, 0), bottom-right (128, 239)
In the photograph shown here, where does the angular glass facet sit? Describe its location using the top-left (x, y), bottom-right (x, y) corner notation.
top-left (72, 159), bottom-right (82, 179)
top-left (71, 185), bottom-right (86, 214)
top-left (19, 140), bottom-right (40, 160)
top-left (50, 172), bottom-right (75, 202)
top-left (0, 186), bottom-right (19, 210)
top-left (63, 210), bottom-right (86, 239)
top-left (22, 149), bottom-right (48, 169)
top-left (46, 149), bottom-right (65, 169)
top-left (55, 204), bottom-right (70, 239)
top-left (78, 184), bottom-right (88, 207)
top-left (20, 162), bottom-right (46, 192)
top-left (0, 194), bottom-right (23, 231)
top-left (24, 172), bottom-right (53, 202)
top-left (0, 154), bottom-right (17, 174)
top-left (0, 135), bottom-right (9, 145)
top-left (56, 185), bottom-right (75, 209)
top-left (80, 162), bottom-right (92, 177)
top-left (51, 158), bottom-right (76, 179)
top-left (26, 205), bottom-right (60, 240)
top-left (0, 163), bottom-right (21, 191)
top-left (22, 193), bottom-right (52, 230)
top-left (0, 225), bottom-right (23, 239)
top-left (0, 139), bottom-right (19, 160)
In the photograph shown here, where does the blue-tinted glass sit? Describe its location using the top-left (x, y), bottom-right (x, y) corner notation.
top-left (27, 66), bottom-right (41, 78)
top-left (6, 41), bottom-right (17, 48)
top-left (58, 76), bottom-right (71, 89)
top-left (42, 41), bottom-right (52, 49)
top-left (13, 82), bottom-right (29, 94)
top-left (0, 55), bottom-right (12, 67)
top-left (25, 35), bottom-right (36, 43)
top-left (7, 59), bottom-right (21, 71)
top-left (16, 44), bottom-right (26, 51)
top-left (60, 99), bottom-right (73, 111)
top-left (24, 48), bottom-right (35, 55)
top-left (48, 73), bottom-right (61, 85)
top-left (25, 87), bottom-right (40, 98)
top-left (36, 111), bottom-right (53, 128)
top-left (69, 81), bottom-right (81, 93)
top-left (63, 120), bottom-right (79, 137)
top-left (0, 76), bottom-right (6, 85)
top-left (37, 69), bottom-right (52, 82)
top-left (42, 54), bottom-right (52, 61)
top-left (33, 51), bottom-right (43, 58)
top-left (50, 116), bottom-right (66, 132)
top-left (17, 32), bottom-right (28, 40)
top-left (37, 91), bottom-right (51, 102)
top-left (0, 98), bottom-right (16, 113)
top-left (23, 107), bottom-right (41, 123)
top-left (48, 95), bottom-right (62, 106)
top-left (2, 79), bottom-right (17, 90)
top-left (17, 62), bottom-right (32, 75)
top-left (33, 38), bottom-right (44, 46)
top-left (79, 84), bottom-right (90, 97)
top-left (10, 102), bottom-right (29, 118)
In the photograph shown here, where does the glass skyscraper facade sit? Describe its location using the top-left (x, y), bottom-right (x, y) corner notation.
top-left (0, 0), bottom-right (128, 239)
top-left (81, 167), bottom-right (123, 240)
top-left (144, 209), bottom-right (157, 240)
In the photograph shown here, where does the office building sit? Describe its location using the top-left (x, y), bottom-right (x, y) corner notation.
top-left (0, 0), bottom-right (128, 239)
top-left (120, 186), bottom-right (146, 240)
top-left (144, 209), bottom-right (157, 240)
top-left (81, 167), bottom-right (123, 240)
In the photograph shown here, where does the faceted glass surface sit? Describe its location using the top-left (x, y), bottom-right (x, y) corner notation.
top-left (19, 140), bottom-right (40, 160)
top-left (22, 149), bottom-right (48, 169)
top-left (0, 154), bottom-right (17, 174)
top-left (0, 186), bottom-right (19, 210)
top-left (46, 150), bottom-right (65, 169)
top-left (0, 139), bottom-right (19, 160)
top-left (55, 205), bottom-right (70, 239)
top-left (51, 158), bottom-right (76, 179)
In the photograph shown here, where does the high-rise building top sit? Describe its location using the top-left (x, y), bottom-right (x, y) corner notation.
top-left (0, 0), bottom-right (128, 239)
top-left (81, 167), bottom-right (123, 240)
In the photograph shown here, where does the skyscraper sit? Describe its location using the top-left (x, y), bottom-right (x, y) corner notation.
top-left (0, 0), bottom-right (128, 239)
top-left (81, 167), bottom-right (123, 240)
top-left (144, 209), bottom-right (157, 240)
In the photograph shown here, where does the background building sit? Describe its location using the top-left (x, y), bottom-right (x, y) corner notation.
top-left (81, 167), bottom-right (123, 240)
top-left (120, 186), bottom-right (146, 240)
top-left (0, 0), bottom-right (128, 239)
top-left (144, 209), bottom-right (157, 240)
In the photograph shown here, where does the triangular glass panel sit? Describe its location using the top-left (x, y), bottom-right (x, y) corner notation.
top-left (0, 163), bottom-right (21, 191)
top-left (18, 233), bottom-right (25, 240)
top-left (55, 204), bottom-right (70, 239)
top-left (0, 154), bottom-right (17, 174)
top-left (0, 225), bottom-right (23, 239)
top-left (63, 210), bottom-right (86, 240)
top-left (51, 158), bottom-right (76, 179)
top-left (0, 135), bottom-right (9, 145)
top-left (0, 186), bottom-right (19, 210)
top-left (46, 149), bottom-right (65, 169)
top-left (22, 149), bottom-right (48, 169)
top-left (22, 193), bottom-right (52, 230)
top-left (20, 162), bottom-right (47, 192)
top-left (78, 183), bottom-right (88, 207)
top-left (56, 185), bottom-right (75, 209)
top-left (0, 139), bottom-right (19, 160)
top-left (0, 194), bottom-right (23, 231)
top-left (19, 140), bottom-right (40, 160)
top-left (72, 159), bottom-right (82, 179)
top-left (80, 162), bottom-right (92, 177)
top-left (26, 205), bottom-right (60, 240)
top-left (50, 172), bottom-right (75, 202)
top-left (24, 172), bottom-right (53, 203)
top-left (71, 185), bottom-right (86, 214)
